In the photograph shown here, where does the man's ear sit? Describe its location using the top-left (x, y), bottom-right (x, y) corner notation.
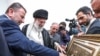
top-left (8, 8), bottom-right (14, 16)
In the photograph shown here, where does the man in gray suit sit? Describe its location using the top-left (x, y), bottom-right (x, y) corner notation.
top-left (49, 22), bottom-right (66, 53)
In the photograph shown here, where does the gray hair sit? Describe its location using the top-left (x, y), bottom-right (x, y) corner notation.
top-left (5, 2), bottom-right (27, 13)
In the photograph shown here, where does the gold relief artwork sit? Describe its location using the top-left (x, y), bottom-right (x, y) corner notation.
top-left (67, 43), bottom-right (92, 56)
top-left (67, 34), bottom-right (100, 56)
top-left (96, 49), bottom-right (100, 56)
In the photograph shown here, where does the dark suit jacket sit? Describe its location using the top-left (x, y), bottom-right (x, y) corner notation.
top-left (0, 15), bottom-right (59, 56)
top-left (86, 19), bottom-right (100, 34)
top-left (0, 26), bottom-right (12, 56)
top-left (42, 29), bottom-right (52, 48)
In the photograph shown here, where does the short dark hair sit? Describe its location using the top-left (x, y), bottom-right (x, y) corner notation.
top-left (5, 2), bottom-right (27, 13)
top-left (76, 6), bottom-right (93, 16)
top-left (59, 22), bottom-right (66, 27)
top-left (33, 9), bottom-right (48, 20)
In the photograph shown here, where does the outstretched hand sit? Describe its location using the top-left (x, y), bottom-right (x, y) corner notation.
top-left (59, 52), bottom-right (67, 56)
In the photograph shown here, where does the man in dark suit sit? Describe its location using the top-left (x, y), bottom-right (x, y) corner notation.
top-left (0, 2), bottom-right (66, 56)
top-left (75, 6), bottom-right (100, 34)
top-left (86, 0), bottom-right (100, 34)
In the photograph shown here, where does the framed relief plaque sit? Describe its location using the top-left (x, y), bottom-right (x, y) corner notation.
top-left (66, 34), bottom-right (100, 56)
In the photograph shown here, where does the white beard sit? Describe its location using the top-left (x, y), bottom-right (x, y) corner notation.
top-left (34, 22), bottom-right (43, 32)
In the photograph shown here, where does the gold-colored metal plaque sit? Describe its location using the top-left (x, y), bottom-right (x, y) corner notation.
top-left (67, 34), bottom-right (100, 56)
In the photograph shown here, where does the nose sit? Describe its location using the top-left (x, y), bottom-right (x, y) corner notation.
top-left (78, 20), bottom-right (82, 23)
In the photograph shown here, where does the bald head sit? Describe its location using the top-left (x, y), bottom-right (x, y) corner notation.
top-left (91, 0), bottom-right (100, 18)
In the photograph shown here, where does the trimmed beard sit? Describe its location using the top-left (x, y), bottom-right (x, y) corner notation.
top-left (85, 19), bottom-right (90, 26)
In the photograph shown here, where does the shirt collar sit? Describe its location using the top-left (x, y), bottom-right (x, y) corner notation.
top-left (5, 14), bottom-right (11, 20)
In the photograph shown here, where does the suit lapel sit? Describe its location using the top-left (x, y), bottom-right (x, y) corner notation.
top-left (86, 19), bottom-right (98, 33)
